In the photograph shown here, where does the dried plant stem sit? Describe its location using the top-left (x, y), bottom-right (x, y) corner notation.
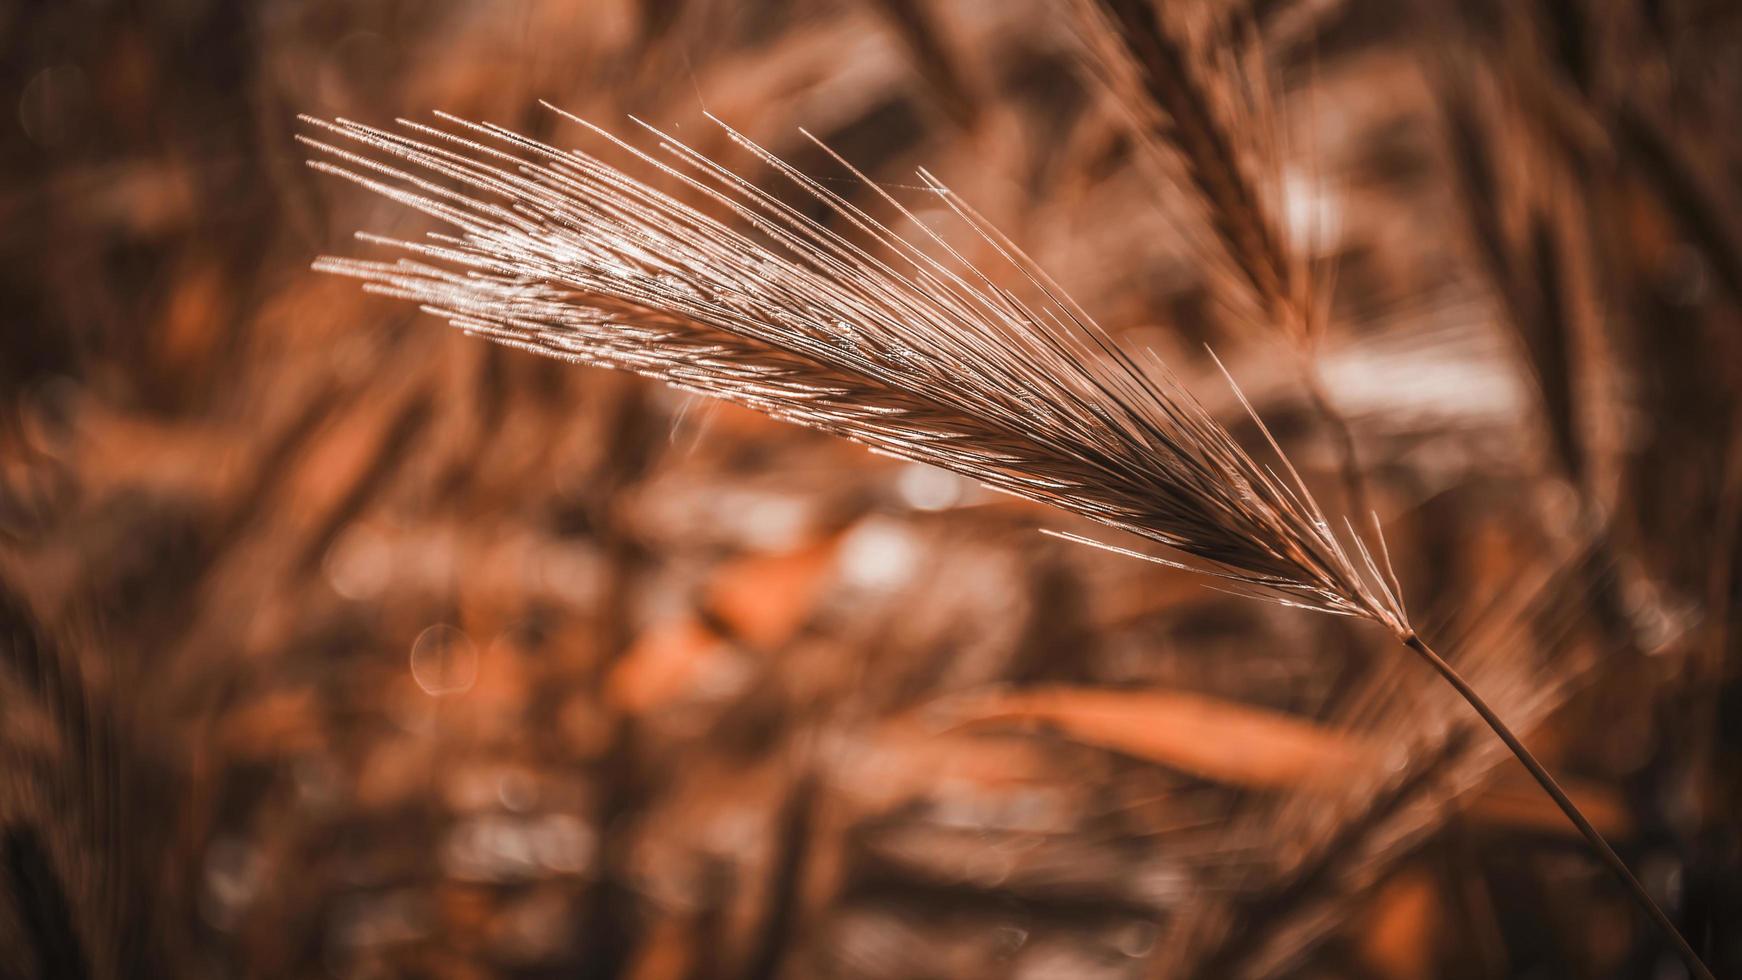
top-left (1398, 631), bottom-right (1715, 980)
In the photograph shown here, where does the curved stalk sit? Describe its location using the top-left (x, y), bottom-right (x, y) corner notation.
top-left (1399, 632), bottom-right (1714, 980)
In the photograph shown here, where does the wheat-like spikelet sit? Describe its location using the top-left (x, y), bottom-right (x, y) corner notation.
top-left (1077, 0), bottom-right (1303, 336)
top-left (300, 109), bottom-right (1408, 632)
top-left (1075, 0), bottom-right (1385, 528)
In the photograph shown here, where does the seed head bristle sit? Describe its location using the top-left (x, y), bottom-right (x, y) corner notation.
top-left (301, 110), bottom-right (1408, 632)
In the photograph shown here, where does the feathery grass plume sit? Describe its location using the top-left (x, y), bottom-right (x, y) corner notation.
top-left (301, 108), bottom-right (1712, 980)
top-left (299, 109), bottom-right (1407, 631)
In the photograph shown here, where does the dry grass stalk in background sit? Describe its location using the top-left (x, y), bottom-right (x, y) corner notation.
top-left (1079, 0), bottom-right (1298, 334)
top-left (304, 107), bottom-right (1713, 978)
top-left (1078, 0), bottom-right (1376, 523)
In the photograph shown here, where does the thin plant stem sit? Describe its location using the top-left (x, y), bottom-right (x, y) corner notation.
top-left (1399, 631), bottom-right (1715, 980)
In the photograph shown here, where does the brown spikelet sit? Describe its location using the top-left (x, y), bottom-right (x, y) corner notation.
top-left (1076, 0), bottom-right (1382, 526)
top-left (300, 109), bottom-right (1408, 630)
top-left (1078, 0), bottom-right (1303, 335)
top-left (1442, 82), bottom-right (1590, 488)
